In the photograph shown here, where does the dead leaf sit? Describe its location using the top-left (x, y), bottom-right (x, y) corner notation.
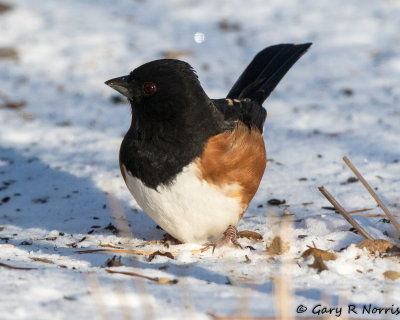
top-left (356, 239), bottom-right (400, 255)
top-left (104, 223), bottom-right (118, 234)
top-left (383, 270), bottom-right (400, 281)
top-left (0, 3), bottom-right (12, 14)
top-left (29, 257), bottom-right (55, 264)
top-left (0, 227), bottom-right (4, 232)
top-left (266, 236), bottom-right (290, 255)
top-left (341, 88), bottom-right (354, 96)
top-left (147, 250), bottom-right (174, 262)
top-left (18, 112), bottom-right (35, 120)
top-left (0, 47), bottom-right (18, 60)
top-left (157, 277), bottom-right (177, 285)
top-left (56, 121), bottom-right (72, 127)
top-left (244, 255), bottom-right (251, 264)
top-left (346, 177), bottom-right (358, 183)
top-left (3, 101), bottom-right (26, 109)
top-left (158, 265), bottom-right (169, 270)
top-left (218, 19), bottom-right (241, 31)
top-left (19, 240), bottom-right (32, 246)
top-left (99, 241), bottom-right (120, 249)
top-left (267, 198), bottom-right (286, 206)
top-left (104, 256), bottom-right (123, 267)
top-left (309, 256), bottom-right (328, 273)
top-left (66, 242), bottom-right (77, 248)
top-left (32, 197), bottom-right (48, 204)
top-left (322, 206), bottom-right (337, 211)
top-left (237, 230), bottom-right (263, 241)
top-left (78, 236), bottom-right (87, 243)
top-left (301, 247), bottom-right (338, 261)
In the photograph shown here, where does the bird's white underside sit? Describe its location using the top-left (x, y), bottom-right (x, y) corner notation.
top-left (122, 163), bottom-right (243, 243)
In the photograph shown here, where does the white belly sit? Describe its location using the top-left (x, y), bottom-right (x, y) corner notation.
top-left (122, 163), bottom-right (243, 243)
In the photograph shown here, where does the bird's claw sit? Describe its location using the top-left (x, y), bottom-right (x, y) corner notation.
top-left (200, 225), bottom-right (242, 253)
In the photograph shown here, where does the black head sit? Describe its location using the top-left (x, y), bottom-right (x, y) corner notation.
top-left (105, 59), bottom-right (224, 189)
top-left (105, 59), bottom-right (209, 122)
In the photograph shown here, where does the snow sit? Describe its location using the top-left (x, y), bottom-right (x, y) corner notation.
top-left (1, 0), bottom-right (400, 319)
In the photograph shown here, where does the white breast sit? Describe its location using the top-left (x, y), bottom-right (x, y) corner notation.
top-left (122, 163), bottom-right (243, 243)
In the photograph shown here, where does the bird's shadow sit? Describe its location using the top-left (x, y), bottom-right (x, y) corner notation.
top-left (0, 145), bottom-right (141, 235)
top-left (0, 145), bottom-right (174, 252)
top-left (0, 145), bottom-right (239, 287)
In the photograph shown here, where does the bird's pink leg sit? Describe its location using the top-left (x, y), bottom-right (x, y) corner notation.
top-left (201, 225), bottom-right (242, 253)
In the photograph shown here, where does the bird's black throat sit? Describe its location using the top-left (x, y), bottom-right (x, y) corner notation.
top-left (120, 100), bottom-right (223, 190)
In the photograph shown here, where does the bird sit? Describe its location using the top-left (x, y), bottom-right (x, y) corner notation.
top-left (105, 43), bottom-right (311, 247)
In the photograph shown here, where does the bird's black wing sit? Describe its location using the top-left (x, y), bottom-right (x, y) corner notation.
top-left (227, 43), bottom-right (311, 104)
top-left (212, 98), bottom-right (267, 133)
top-left (214, 43), bottom-right (311, 133)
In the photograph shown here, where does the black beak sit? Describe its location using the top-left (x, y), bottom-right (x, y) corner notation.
top-left (105, 75), bottom-right (132, 98)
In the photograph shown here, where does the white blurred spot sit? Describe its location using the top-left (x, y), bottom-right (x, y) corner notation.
top-left (194, 32), bottom-right (205, 44)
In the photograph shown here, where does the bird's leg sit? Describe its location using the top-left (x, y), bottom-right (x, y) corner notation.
top-left (201, 225), bottom-right (242, 253)
top-left (219, 225), bottom-right (242, 248)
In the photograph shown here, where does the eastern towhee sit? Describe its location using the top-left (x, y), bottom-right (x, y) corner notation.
top-left (105, 43), bottom-right (311, 247)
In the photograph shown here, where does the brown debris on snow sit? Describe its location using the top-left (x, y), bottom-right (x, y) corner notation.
top-left (265, 236), bottom-right (290, 255)
top-left (29, 257), bottom-right (55, 264)
top-left (355, 239), bottom-right (400, 255)
top-left (301, 247), bottom-right (338, 261)
top-left (237, 230), bottom-right (263, 241)
top-left (383, 270), bottom-right (400, 281)
top-left (309, 256), bottom-right (329, 273)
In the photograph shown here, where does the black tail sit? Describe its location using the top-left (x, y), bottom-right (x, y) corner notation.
top-left (226, 43), bottom-right (311, 104)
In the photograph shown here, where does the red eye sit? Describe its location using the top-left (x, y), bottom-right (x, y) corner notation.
top-left (143, 82), bottom-right (157, 95)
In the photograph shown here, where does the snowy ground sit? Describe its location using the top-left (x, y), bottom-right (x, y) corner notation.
top-left (1, 0), bottom-right (400, 319)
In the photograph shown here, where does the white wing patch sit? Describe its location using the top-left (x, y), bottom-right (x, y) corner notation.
top-left (122, 163), bottom-right (243, 243)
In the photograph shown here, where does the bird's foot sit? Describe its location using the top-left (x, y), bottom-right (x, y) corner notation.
top-left (201, 225), bottom-right (242, 253)
top-left (147, 233), bottom-right (181, 248)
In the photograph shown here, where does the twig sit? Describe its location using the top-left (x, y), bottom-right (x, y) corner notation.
top-left (106, 269), bottom-right (178, 284)
top-left (76, 248), bottom-right (204, 255)
top-left (343, 156), bottom-right (400, 237)
top-left (353, 213), bottom-right (394, 218)
top-left (0, 262), bottom-right (37, 270)
top-left (311, 241), bottom-right (317, 248)
top-left (347, 208), bottom-right (373, 214)
top-left (318, 186), bottom-right (374, 240)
